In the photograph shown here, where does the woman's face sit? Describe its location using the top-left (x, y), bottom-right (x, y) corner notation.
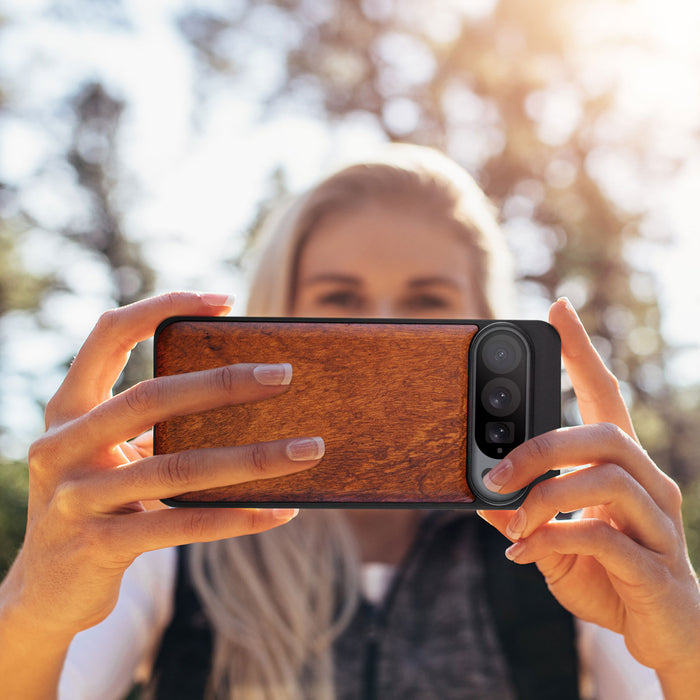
top-left (293, 202), bottom-right (484, 319)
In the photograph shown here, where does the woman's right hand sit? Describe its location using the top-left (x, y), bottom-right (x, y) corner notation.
top-left (1, 292), bottom-right (324, 642)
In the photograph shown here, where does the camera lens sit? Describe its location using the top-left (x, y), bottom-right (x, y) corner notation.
top-left (489, 387), bottom-right (510, 411)
top-left (481, 378), bottom-right (521, 417)
top-left (482, 334), bottom-right (523, 374)
top-left (486, 421), bottom-right (514, 444)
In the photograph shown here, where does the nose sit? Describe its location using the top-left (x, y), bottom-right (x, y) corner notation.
top-left (371, 300), bottom-right (398, 318)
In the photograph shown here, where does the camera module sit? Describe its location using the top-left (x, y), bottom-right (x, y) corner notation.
top-left (467, 320), bottom-right (560, 507)
top-left (469, 323), bottom-right (530, 464)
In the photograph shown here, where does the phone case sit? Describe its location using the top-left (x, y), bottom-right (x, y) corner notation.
top-left (153, 317), bottom-right (560, 509)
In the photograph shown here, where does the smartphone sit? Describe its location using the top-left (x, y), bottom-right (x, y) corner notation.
top-left (153, 317), bottom-right (560, 509)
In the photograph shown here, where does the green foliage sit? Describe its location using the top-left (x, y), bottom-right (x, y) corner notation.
top-left (0, 460), bottom-right (28, 577)
top-left (0, 226), bottom-right (53, 315)
top-left (682, 479), bottom-right (700, 572)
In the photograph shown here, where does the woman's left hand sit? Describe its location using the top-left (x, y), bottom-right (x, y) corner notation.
top-left (478, 298), bottom-right (700, 696)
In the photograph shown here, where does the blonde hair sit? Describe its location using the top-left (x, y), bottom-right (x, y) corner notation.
top-left (189, 512), bottom-right (359, 699)
top-left (188, 145), bottom-right (514, 699)
top-left (247, 143), bottom-right (514, 317)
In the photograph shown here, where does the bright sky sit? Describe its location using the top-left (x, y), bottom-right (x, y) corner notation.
top-left (1, 0), bottom-right (699, 455)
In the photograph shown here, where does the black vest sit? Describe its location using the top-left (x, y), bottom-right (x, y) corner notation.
top-left (148, 514), bottom-right (579, 699)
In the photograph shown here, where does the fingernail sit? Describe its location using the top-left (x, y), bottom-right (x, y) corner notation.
top-left (254, 363), bottom-right (293, 386)
top-left (273, 508), bottom-right (299, 521)
top-left (505, 541), bottom-right (527, 561)
top-left (506, 509), bottom-right (527, 540)
top-left (557, 296), bottom-right (578, 319)
top-left (483, 460), bottom-right (512, 493)
top-left (286, 437), bottom-right (325, 461)
top-left (199, 293), bottom-right (236, 308)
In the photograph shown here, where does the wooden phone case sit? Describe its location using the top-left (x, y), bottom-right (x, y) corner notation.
top-left (153, 317), bottom-right (560, 508)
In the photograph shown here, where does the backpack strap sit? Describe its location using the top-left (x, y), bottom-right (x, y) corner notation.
top-left (146, 546), bottom-right (212, 699)
top-left (477, 516), bottom-right (580, 700)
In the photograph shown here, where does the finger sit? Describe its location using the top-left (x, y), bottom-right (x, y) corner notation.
top-left (504, 517), bottom-right (663, 588)
top-left (109, 506), bottom-right (301, 557)
top-left (47, 292), bottom-right (235, 423)
top-left (119, 440), bottom-right (144, 462)
top-left (120, 431), bottom-right (153, 461)
top-left (65, 362), bottom-right (293, 454)
top-left (503, 464), bottom-right (676, 554)
top-left (483, 424), bottom-right (681, 515)
top-left (476, 509), bottom-right (516, 540)
top-left (86, 437), bottom-right (325, 508)
top-left (548, 298), bottom-right (636, 439)
top-left (128, 430), bottom-right (153, 459)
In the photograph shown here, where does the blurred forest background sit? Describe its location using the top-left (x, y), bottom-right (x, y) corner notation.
top-left (1, 0), bottom-right (700, 575)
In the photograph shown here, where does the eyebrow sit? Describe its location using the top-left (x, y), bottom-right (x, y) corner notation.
top-left (301, 274), bottom-right (362, 286)
top-left (407, 277), bottom-right (462, 290)
top-left (301, 274), bottom-right (462, 290)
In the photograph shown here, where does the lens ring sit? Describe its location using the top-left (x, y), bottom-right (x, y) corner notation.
top-left (482, 333), bottom-right (523, 374)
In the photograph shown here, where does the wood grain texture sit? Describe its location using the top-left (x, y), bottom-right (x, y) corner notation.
top-left (155, 320), bottom-right (478, 505)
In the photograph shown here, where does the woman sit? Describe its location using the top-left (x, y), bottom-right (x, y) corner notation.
top-left (0, 146), bottom-right (697, 699)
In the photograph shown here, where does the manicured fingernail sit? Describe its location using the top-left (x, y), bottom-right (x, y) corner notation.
top-left (199, 293), bottom-right (236, 308)
top-left (286, 437), bottom-right (325, 461)
top-left (505, 541), bottom-right (527, 561)
top-left (557, 296), bottom-right (578, 319)
top-left (483, 460), bottom-right (512, 493)
top-left (506, 509), bottom-right (527, 540)
top-left (254, 363), bottom-right (293, 386)
top-left (273, 508), bottom-right (299, 521)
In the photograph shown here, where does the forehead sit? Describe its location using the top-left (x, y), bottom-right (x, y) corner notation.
top-left (298, 202), bottom-right (473, 278)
